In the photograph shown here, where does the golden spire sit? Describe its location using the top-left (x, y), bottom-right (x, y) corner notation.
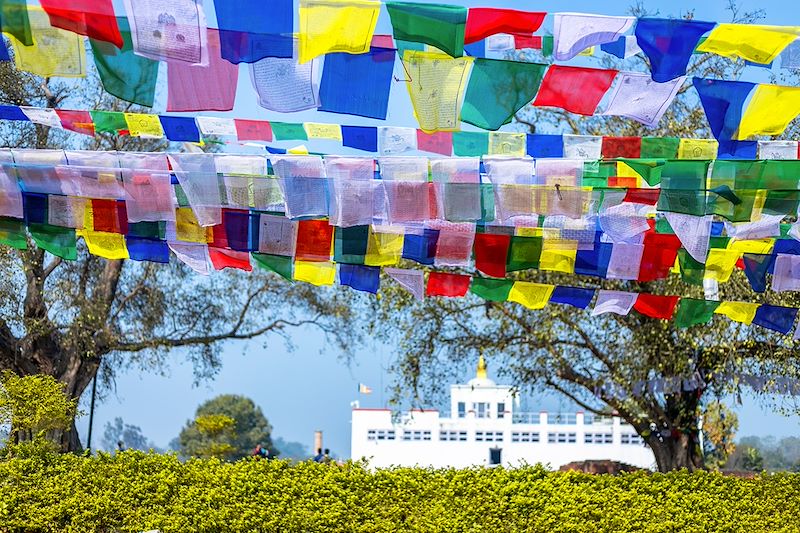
top-left (476, 355), bottom-right (488, 380)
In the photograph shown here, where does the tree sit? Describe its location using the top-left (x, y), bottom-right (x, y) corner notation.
top-left (177, 394), bottom-right (275, 461)
top-left (0, 60), bottom-right (358, 452)
top-left (272, 436), bottom-right (311, 461)
top-left (101, 417), bottom-right (155, 452)
top-left (371, 2), bottom-right (800, 472)
top-left (702, 400), bottom-right (739, 469)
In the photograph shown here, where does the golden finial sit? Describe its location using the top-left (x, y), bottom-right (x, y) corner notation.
top-left (476, 354), bottom-right (488, 380)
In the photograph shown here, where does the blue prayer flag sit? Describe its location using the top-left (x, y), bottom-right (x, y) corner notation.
top-left (549, 286), bottom-right (595, 309)
top-left (224, 210), bottom-right (258, 252)
top-left (717, 140), bottom-right (758, 159)
top-left (601, 36), bottom-right (627, 58)
top-left (753, 304), bottom-right (798, 335)
top-left (23, 193), bottom-right (47, 225)
top-left (402, 229), bottom-right (439, 265)
top-left (527, 134), bottom-right (564, 158)
top-left (0, 37), bottom-right (9, 61)
top-left (339, 264), bottom-right (381, 294)
top-left (742, 253), bottom-right (774, 293)
top-left (692, 78), bottom-right (755, 140)
top-left (342, 126), bottom-right (378, 152)
top-left (215, 0), bottom-right (293, 62)
top-left (574, 243), bottom-right (612, 278)
top-left (319, 48), bottom-right (395, 120)
top-left (159, 116), bottom-right (201, 142)
top-left (636, 18), bottom-right (716, 82)
top-left (464, 40), bottom-right (486, 58)
top-left (0, 105), bottom-right (29, 121)
top-left (127, 237), bottom-right (169, 263)
top-left (774, 240), bottom-right (800, 256)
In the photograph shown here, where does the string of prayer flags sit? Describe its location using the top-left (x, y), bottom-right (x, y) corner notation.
top-left (553, 13), bottom-right (635, 61)
top-left (386, 2), bottom-right (468, 58)
top-left (533, 66), bottom-right (618, 116)
top-left (460, 59), bottom-right (547, 130)
top-left (0, 0), bottom-right (32, 46)
top-left (251, 55), bottom-right (320, 113)
top-left (403, 51), bottom-right (473, 132)
top-left (214, 0), bottom-right (293, 63)
top-left (10, 7), bottom-right (86, 78)
top-left (463, 8), bottom-right (545, 44)
top-left (123, 0), bottom-right (208, 64)
top-left (167, 29), bottom-right (238, 112)
top-left (635, 18), bottom-right (716, 82)
top-left (40, 0), bottom-right (123, 48)
top-left (298, 0), bottom-right (381, 64)
top-left (318, 48), bottom-right (395, 120)
top-left (90, 17), bottom-right (159, 107)
top-left (695, 24), bottom-right (800, 65)
top-left (601, 73), bottom-right (684, 128)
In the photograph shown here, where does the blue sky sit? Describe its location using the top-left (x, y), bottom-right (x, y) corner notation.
top-left (76, 0), bottom-right (800, 456)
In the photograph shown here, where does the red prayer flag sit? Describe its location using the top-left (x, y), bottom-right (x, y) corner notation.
top-left (427, 272), bottom-right (471, 297)
top-left (234, 119), bottom-right (273, 141)
top-left (514, 34), bottom-right (542, 49)
top-left (56, 109), bottom-right (95, 136)
top-left (40, 0), bottom-right (123, 48)
top-left (295, 219), bottom-right (334, 261)
top-left (209, 248), bottom-right (252, 271)
top-left (92, 199), bottom-right (122, 233)
top-left (416, 130), bottom-right (453, 155)
top-left (602, 136), bottom-right (642, 159)
top-left (465, 8), bottom-right (546, 44)
top-left (638, 232), bottom-right (680, 282)
top-left (623, 188), bottom-right (660, 205)
top-left (532, 66), bottom-right (618, 116)
top-left (633, 293), bottom-right (680, 320)
top-left (210, 223), bottom-right (228, 249)
top-left (473, 232), bottom-right (511, 278)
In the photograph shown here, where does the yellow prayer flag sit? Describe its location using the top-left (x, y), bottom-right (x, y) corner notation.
top-left (508, 282), bottom-right (555, 310)
top-left (515, 227), bottom-right (541, 237)
top-left (489, 133), bottom-right (527, 156)
top-left (578, 46), bottom-right (595, 56)
top-left (304, 123), bottom-right (343, 141)
top-left (176, 208), bottom-right (212, 244)
top-left (714, 301), bottom-right (760, 325)
top-left (364, 230), bottom-right (404, 266)
top-left (404, 50), bottom-right (474, 133)
top-left (82, 202), bottom-right (95, 232)
top-left (616, 162), bottom-right (642, 186)
top-left (737, 84), bottom-right (800, 140)
top-left (539, 239), bottom-right (577, 273)
top-left (696, 24), bottom-right (800, 65)
top-left (124, 113), bottom-right (164, 138)
top-left (727, 238), bottom-right (775, 255)
top-left (704, 249), bottom-right (741, 282)
top-left (80, 230), bottom-right (129, 260)
top-left (10, 8), bottom-right (86, 78)
top-left (287, 145), bottom-right (311, 155)
top-left (678, 138), bottom-right (718, 160)
top-left (294, 260), bottom-right (336, 285)
top-left (298, 0), bottom-right (381, 63)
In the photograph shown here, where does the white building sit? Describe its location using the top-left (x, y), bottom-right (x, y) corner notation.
top-left (351, 357), bottom-right (655, 469)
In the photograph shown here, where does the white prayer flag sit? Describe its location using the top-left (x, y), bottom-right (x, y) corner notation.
top-left (664, 212), bottom-right (712, 263)
top-left (602, 73), bottom-right (684, 128)
top-left (553, 13), bottom-right (635, 61)
top-left (385, 267), bottom-right (425, 300)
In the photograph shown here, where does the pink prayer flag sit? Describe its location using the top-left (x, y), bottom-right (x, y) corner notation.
top-left (416, 130), bottom-right (453, 155)
top-left (234, 119), bottom-right (273, 141)
top-left (56, 109), bottom-right (95, 136)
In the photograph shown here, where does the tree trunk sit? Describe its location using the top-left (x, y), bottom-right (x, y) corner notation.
top-left (647, 430), bottom-right (704, 472)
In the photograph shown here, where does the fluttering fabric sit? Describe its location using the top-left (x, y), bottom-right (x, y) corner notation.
top-left (124, 113), bottom-right (164, 137)
top-left (696, 24), bottom-right (800, 65)
top-left (635, 18), bottom-right (716, 82)
top-left (532, 66), bottom-right (618, 116)
top-left (692, 78), bottom-right (756, 140)
top-left (385, 267), bottom-right (425, 300)
top-left (378, 126), bottom-right (417, 155)
top-left (404, 51), bottom-right (473, 132)
top-left (294, 260), bottom-right (335, 285)
top-left (0, 0), bottom-right (32, 45)
top-left (123, 0), bottom-right (208, 64)
top-left (563, 135), bottom-right (602, 160)
top-left (426, 271), bottom-right (470, 297)
top-left (715, 301), bottom-right (759, 325)
top-left (168, 153), bottom-right (221, 226)
top-left (90, 17), bottom-right (159, 107)
top-left (507, 282), bottom-right (554, 310)
top-left (758, 141), bottom-right (799, 159)
top-left (549, 286), bottom-right (594, 309)
top-left (160, 116), bottom-right (201, 141)
top-left (461, 58), bottom-right (546, 130)
top-left (674, 298), bottom-right (720, 328)
top-left (591, 290), bottom-right (637, 316)
top-left (10, 7), bottom-right (85, 78)
top-left (250, 55), bottom-right (320, 113)
top-left (167, 29), bottom-right (238, 112)
top-left (736, 84), bottom-right (800, 140)
top-left (664, 212), bottom-right (713, 263)
top-left (339, 264), bottom-right (380, 293)
top-left (601, 35), bottom-right (641, 58)
top-left (601, 73), bottom-right (683, 127)
top-left (214, 0), bottom-right (293, 63)
top-left (386, 2), bottom-right (468, 58)
top-left (553, 13), bottom-right (635, 61)
top-left (319, 48), bottom-right (395, 120)
top-left (772, 254), bottom-right (800, 292)
top-left (40, 0), bottom-right (122, 48)
top-left (271, 155), bottom-right (328, 219)
top-left (464, 8), bottom-right (545, 44)
top-left (298, 0), bottom-right (380, 64)
top-left (752, 304), bottom-right (798, 334)
top-left (633, 293), bottom-right (680, 319)
top-left (417, 131), bottom-right (453, 155)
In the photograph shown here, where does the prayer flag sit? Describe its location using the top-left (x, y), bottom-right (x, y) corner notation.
top-left (452, 132), bottom-right (489, 157)
top-left (417, 131), bottom-right (453, 155)
top-left (715, 301), bottom-right (759, 325)
top-left (82, 230), bottom-right (130, 260)
top-left (215, 0), bottom-right (293, 63)
top-left (10, 7), bottom-right (86, 78)
top-left (704, 248), bottom-right (740, 282)
top-left (386, 2), bottom-right (468, 58)
top-left (343, 126), bottom-right (378, 152)
top-left (296, 219), bottom-right (334, 261)
top-left (752, 304), bottom-right (798, 335)
top-left (601, 35), bottom-right (641, 58)
top-left (601, 136), bottom-right (642, 159)
top-left (91, 111), bottom-right (127, 133)
top-left (692, 78), bottom-right (756, 140)
top-left (298, 0), bottom-right (380, 64)
top-left (772, 254), bottom-right (800, 292)
top-left (602, 73), bottom-right (683, 127)
top-left (169, 242), bottom-right (210, 275)
top-left (758, 140), bottom-right (798, 160)
top-left (641, 137), bottom-right (679, 158)
top-left (633, 293), bottom-right (679, 320)
top-left (123, 0), bottom-right (207, 64)
top-left (526, 135), bottom-right (564, 158)
top-left (235, 119), bottom-right (272, 142)
top-left (549, 286), bottom-right (595, 309)
top-left (319, 48), bottom-right (395, 119)
top-left (674, 298), bottom-right (720, 328)
top-left (402, 228), bottom-right (439, 265)
top-left (473, 232), bottom-right (511, 278)
top-left (696, 24), bottom-right (800, 65)
top-left (635, 18), bottom-right (716, 82)
top-left (539, 239), bottom-right (577, 273)
top-left (159, 116), bottom-right (200, 142)
top-left (664, 212), bottom-right (712, 263)
top-left (677, 138), bottom-right (718, 160)
top-left (470, 277), bottom-right (513, 301)
top-left (167, 29), bottom-right (238, 112)
top-left (427, 271), bottom-right (471, 297)
top-left (56, 110), bottom-right (94, 136)
top-left (334, 225), bottom-right (368, 264)
top-left (378, 126), bottom-right (417, 154)
top-left (29, 223), bottom-right (77, 260)
top-left (271, 155), bottom-right (327, 218)
top-left (507, 281), bottom-right (553, 310)
top-left (209, 247), bottom-right (252, 271)
top-left (251, 55), bottom-right (320, 113)
top-left (742, 253), bottom-right (774, 293)
top-left (591, 290), bottom-right (636, 316)
top-left (124, 113), bottom-right (164, 138)
top-left (365, 229), bottom-right (404, 266)
top-left (464, 8), bottom-right (544, 44)
top-left (339, 264), bottom-right (380, 293)
top-left (506, 235), bottom-right (542, 271)
top-left (252, 253), bottom-right (293, 280)
top-left (127, 237), bottom-right (169, 263)
top-left (533, 66), bottom-right (618, 116)
top-left (271, 122), bottom-right (309, 141)
top-left (385, 267), bottom-right (425, 300)
top-left (0, 0), bottom-right (32, 45)
top-left (404, 50), bottom-right (473, 132)
top-left (40, 0), bottom-right (122, 48)
top-left (737, 84), bottom-right (800, 140)
top-left (489, 133), bottom-right (526, 156)
top-left (553, 13), bottom-right (635, 61)
top-left (461, 58), bottom-right (546, 130)
top-left (563, 135), bottom-right (602, 160)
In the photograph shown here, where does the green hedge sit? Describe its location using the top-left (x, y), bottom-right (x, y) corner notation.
top-left (2, 452), bottom-right (800, 532)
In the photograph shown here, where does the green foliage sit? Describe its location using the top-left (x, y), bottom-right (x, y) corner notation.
top-left (729, 436), bottom-right (800, 472)
top-left (703, 401), bottom-right (739, 470)
top-left (2, 453), bottom-right (800, 532)
top-left (178, 395), bottom-right (274, 461)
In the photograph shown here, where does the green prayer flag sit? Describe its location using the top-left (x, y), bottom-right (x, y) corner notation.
top-left (28, 223), bottom-right (77, 260)
top-left (677, 249), bottom-right (705, 286)
top-left (706, 188), bottom-right (758, 222)
top-left (386, 2), bottom-right (467, 58)
top-left (640, 137), bottom-right (679, 158)
top-left (334, 226), bottom-right (368, 265)
top-left (470, 277), bottom-right (513, 302)
top-left (252, 253), bottom-right (293, 280)
top-left (461, 59), bottom-right (546, 130)
top-left (762, 160), bottom-right (800, 190)
top-left (128, 221), bottom-right (164, 240)
top-left (90, 111), bottom-right (127, 133)
top-left (270, 122), bottom-right (308, 141)
top-left (655, 217), bottom-right (674, 234)
top-left (582, 161), bottom-right (615, 187)
top-left (0, 217), bottom-right (27, 249)
top-left (1, 0), bottom-right (31, 46)
top-left (709, 236), bottom-right (730, 249)
top-left (394, 39), bottom-right (426, 53)
top-left (764, 190), bottom-right (800, 217)
top-left (674, 298), bottom-right (720, 328)
top-left (90, 17), bottom-right (159, 107)
top-left (619, 158), bottom-right (667, 186)
top-left (507, 236), bottom-right (542, 271)
top-left (541, 35), bottom-right (554, 57)
top-left (453, 131), bottom-right (488, 156)
top-left (480, 183), bottom-right (495, 222)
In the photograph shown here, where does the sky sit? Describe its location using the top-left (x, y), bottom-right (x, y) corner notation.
top-left (76, 0), bottom-right (800, 457)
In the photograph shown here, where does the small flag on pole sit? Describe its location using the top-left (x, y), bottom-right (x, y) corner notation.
top-left (358, 383), bottom-right (373, 394)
